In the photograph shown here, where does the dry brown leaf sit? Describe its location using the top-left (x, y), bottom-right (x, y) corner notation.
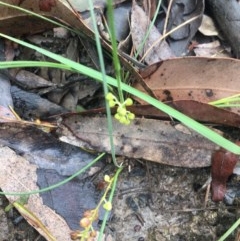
top-left (0, 0), bottom-right (93, 38)
top-left (78, 101), bottom-right (240, 128)
top-left (136, 57), bottom-right (240, 110)
top-left (0, 105), bottom-right (16, 122)
top-left (59, 116), bottom-right (219, 168)
top-left (126, 101), bottom-right (240, 128)
top-left (0, 146), bottom-right (72, 241)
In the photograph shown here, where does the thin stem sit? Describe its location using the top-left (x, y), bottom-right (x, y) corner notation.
top-left (163, 0), bottom-right (174, 35)
top-left (98, 166), bottom-right (123, 241)
top-left (106, 0), bottom-right (124, 103)
top-left (88, 0), bottom-right (119, 167)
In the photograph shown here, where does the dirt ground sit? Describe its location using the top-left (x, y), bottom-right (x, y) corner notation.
top-left (1, 159), bottom-right (240, 241)
top-left (107, 161), bottom-right (240, 241)
top-left (0, 194), bottom-right (46, 241)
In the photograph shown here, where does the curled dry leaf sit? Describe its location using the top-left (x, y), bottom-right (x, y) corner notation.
top-left (126, 100), bottom-right (240, 128)
top-left (211, 148), bottom-right (238, 202)
top-left (0, 0), bottom-right (92, 37)
top-left (0, 0), bottom-right (144, 94)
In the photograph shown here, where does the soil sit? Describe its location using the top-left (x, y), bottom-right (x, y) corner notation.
top-left (108, 161), bottom-right (240, 241)
top-left (1, 160), bottom-right (240, 241)
top-left (0, 194), bottom-right (46, 241)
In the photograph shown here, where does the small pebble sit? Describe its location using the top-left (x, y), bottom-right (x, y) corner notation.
top-left (134, 224), bottom-right (141, 232)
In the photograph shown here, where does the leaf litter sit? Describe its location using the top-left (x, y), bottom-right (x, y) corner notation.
top-left (0, 0), bottom-right (240, 240)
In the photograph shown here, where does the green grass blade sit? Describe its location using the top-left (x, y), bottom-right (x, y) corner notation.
top-left (0, 61), bottom-right (74, 70)
top-left (106, 0), bottom-right (124, 102)
top-left (209, 94), bottom-right (240, 107)
top-left (217, 217), bottom-right (240, 241)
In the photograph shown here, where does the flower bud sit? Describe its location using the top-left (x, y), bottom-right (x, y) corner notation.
top-left (125, 98), bottom-right (133, 106)
top-left (117, 106), bottom-right (127, 116)
top-left (70, 230), bottom-right (82, 240)
top-left (104, 175), bottom-right (111, 182)
top-left (128, 112), bottom-right (135, 120)
top-left (80, 217), bottom-right (91, 228)
top-left (106, 93), bottom-right (114, 101)
top-left (90, 230), bottom-right (97, 237)
top-left (103, 201), bottom-right (112, 211)
top-left (109, 100), bottom-right (116, 107)
top-left (114, 113), bottom-right (121, 120)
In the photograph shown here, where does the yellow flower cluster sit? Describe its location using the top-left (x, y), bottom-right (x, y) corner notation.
top-left (106, 93), bottom-right (135, 125)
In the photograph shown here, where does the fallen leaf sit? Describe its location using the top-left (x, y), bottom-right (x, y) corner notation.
top-left (0, 105), bottom-right (16, 122)
top-left (0, 122), bottom-right (97, 177)
top-left (0, 0), bottom-right (92, 37)
top-left (136, 57), bottom-right (240, 113)
top-left (39, 0), bottom-right (56, 11)
top-left (0, 71), bottom-right (13, 108)
top-left (9, 69), bottom-right (55, 89)
top-left (211, 147), bottom-right (238, 202)
top-left (11, 86), bottom-right (67, 119)
top-left (0, 146), bottom-right (72, 241)
top-left (78, 100), bottom-right (240, 128)
top-left (107, 1), bottom-right (131, 42)
top-left (59, 116), bottom-right (219, 168)
top-left (193, 41), bottom-right (231, 58)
